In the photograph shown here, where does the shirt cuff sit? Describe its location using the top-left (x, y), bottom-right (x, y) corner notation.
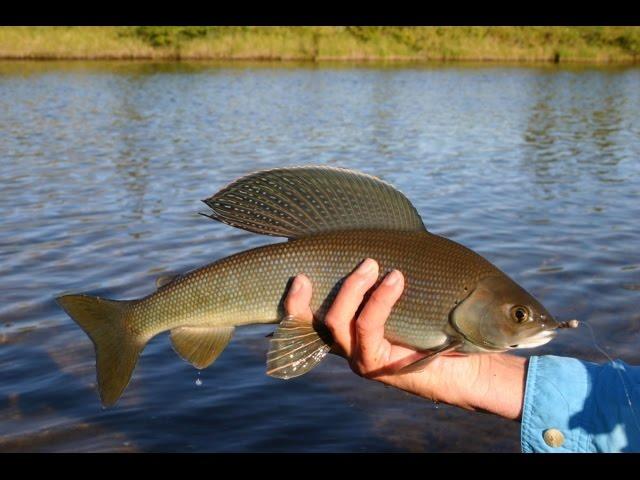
top-left (521, 355), bottom-right (600, 453)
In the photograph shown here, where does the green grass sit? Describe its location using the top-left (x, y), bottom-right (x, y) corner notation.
top-left (1, 26), bottom-right (639, 62)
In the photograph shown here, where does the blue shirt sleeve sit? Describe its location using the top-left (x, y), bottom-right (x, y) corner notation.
top-left (521, 355), bottom-right (640, 453)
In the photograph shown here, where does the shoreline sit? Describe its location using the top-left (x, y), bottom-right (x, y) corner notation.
top-left (2, 56), bottom-right (639, 65)
top-left (1, 27), bottom-right (639, 64)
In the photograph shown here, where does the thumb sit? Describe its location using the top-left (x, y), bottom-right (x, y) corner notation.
top-left (284, 274), bottom-right (314, 322)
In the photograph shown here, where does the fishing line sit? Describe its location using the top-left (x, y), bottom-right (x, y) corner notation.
top-left (559, 319), bottom-right (640, 435)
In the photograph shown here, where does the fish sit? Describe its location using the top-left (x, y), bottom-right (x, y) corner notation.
top-left (56, 166), bottom-right (559, 407)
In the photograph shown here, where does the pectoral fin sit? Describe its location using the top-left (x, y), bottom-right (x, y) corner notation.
top-left (170, 326), bottom-right (235, 369)
top-left (398, 340), bottom-right (462, 374)
top-left (266, 315), bottom-right (333, 379)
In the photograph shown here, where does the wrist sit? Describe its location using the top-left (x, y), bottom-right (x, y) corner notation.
top-left (426, 353), bottom-right (527, 420)
top-left (376, 352), bottom-right (528, 421)
top-left (469, 354), bottom-right (527, 420)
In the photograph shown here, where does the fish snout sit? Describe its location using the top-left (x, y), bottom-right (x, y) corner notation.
top-left (538, 312), bottom-right (559, 331)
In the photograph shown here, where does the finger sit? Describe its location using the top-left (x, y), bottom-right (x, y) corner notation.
top-left (284, 274), bottom-right (314, 323)
top-left (325, 258), bottom-right (379, 356)
top-left (353, 269), bottom-right (405, 373)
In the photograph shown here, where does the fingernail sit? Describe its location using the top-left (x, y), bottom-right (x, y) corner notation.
top-left (383, 270), bottom-right (400, 286)
top-left (356, 258), bottom-right (377, 276)
top-left (290, 276), bottom-right (302, 294)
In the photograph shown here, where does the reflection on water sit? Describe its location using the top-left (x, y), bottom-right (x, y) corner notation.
top-left (0, 61), bottom-right (639, 452)
top-left (523, 71), bottom-right (631, 190)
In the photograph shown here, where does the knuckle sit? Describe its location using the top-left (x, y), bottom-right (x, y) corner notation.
top-left (370, 288), bottom-right (395, 309)
top-left (324, 312), bottom-right (340, 331)
top-left (351, 359), bottom-right (374, 378)
top-left (349, 359), bottom-right (365, 376)
top-left (356, 317), bottom-right (378, 336)
top-left (342, 274), bottom-right (364, 292)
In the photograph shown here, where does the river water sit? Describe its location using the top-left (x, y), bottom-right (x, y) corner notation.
top-left (0, 61), bottom-right (639, 452)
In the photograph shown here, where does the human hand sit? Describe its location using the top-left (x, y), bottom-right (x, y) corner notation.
top-left (285, 258), bottom-right (527, 420)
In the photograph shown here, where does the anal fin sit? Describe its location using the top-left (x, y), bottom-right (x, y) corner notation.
top-left (266, 315), bottom-right (332, 380)
top-left (171, 325), bottom-right (234, 369)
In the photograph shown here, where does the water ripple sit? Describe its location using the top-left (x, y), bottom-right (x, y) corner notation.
top-left (0, 61), bottom-right (639, 452)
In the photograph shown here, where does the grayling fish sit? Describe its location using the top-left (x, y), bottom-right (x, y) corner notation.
top-left (57, 166), bottom-right (559, 406)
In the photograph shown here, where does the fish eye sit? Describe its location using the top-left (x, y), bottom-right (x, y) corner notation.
top-left (510, 306), bottom-right (530, 323)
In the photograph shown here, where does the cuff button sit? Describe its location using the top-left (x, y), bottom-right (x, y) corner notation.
top-left (543, 428), bottom-right (565, 448)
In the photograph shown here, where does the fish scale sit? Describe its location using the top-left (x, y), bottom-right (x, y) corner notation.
top-left (128, 229), bottom-right (500, 350)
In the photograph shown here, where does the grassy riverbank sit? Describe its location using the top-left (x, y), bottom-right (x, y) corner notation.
top-left (1, 27), bottom-right (639, 63)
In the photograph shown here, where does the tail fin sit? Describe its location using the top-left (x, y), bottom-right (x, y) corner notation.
top-left (56, 294), bottom-right (145, 407)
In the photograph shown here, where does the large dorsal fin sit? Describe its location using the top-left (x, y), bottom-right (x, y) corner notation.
top-left (201, 166), bottom-right (426, 238)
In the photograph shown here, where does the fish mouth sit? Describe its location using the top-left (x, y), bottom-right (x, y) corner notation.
top-left (537, 313), bottom-right (559, 331)
top-left (512, 329), bottom-right (557, 349)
